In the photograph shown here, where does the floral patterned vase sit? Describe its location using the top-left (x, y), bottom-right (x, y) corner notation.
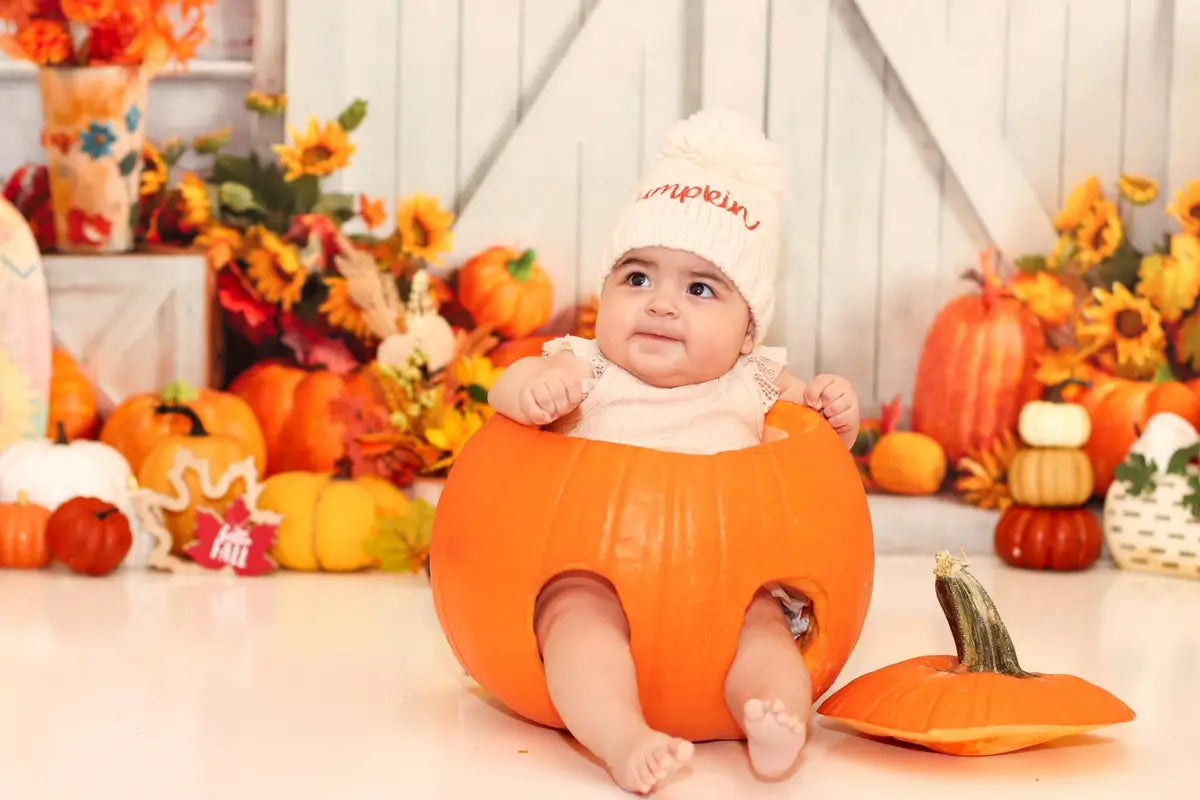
top-left (38, 64), bottom-right (149, 254)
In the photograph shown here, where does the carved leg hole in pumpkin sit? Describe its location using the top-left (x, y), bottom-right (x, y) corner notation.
top-left (762, 581), bottom-right (817, 650)
top-left (532, 570), bottom-right (630, 660)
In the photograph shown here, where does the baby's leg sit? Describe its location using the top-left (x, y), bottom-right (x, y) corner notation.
top-left (724, 588), bottom-right (813, 779)
top-left (535, 572), bottom-right (694, 794)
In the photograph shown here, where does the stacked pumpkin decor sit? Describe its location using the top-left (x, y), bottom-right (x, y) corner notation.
top-left (993, 380), bottom-right (1103, 571)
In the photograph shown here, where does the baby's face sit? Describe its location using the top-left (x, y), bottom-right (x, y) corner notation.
top-left (594, 246), bottom-right (754, 388)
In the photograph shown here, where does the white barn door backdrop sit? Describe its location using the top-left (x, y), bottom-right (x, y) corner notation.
top-left (286, 0), bottom-right (1200, 416)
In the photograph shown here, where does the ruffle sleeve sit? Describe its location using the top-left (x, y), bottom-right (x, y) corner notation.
top-left (741, 345), bottom-right (788, 412)
top-left (541, 334), bottom-right (609, 379)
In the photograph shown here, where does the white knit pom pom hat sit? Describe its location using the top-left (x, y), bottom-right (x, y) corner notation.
top-left (599, 107), bottom-right (786, 342)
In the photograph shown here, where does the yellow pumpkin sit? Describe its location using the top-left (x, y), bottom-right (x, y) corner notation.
top-left (257, 462), bottom-right (409, 571)
top-left (868, 433), bottom-right (947, 495)
top-left (1008, 448), bottom-right (1094, 507)
top-left (1018, 381), bottom-right (1091, 448)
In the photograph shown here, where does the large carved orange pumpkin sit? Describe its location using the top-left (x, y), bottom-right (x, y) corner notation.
top-left (1078, 370), bottom-right (1200, 494)
top-left (456, 246), bottom-right (553, 339)
top-left (227, 362), bottom-right (377, 475)
top-left (431, 402), bottom-right (874, 742)
top-left (910, 250), bottom-right (1045, 463)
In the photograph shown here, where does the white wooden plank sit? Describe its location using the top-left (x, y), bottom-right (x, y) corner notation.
top-left (818, 0), bottom-right (886, 398)
top-left (876, 63), bottom-right (944, 412)
top-left (397, 0), bottom-right (460, 205)
top-left (1060, 0), bottom-right (1127, 207)
top-left (1004, 0), bottom-right (1068, 217)
top-left (700, 0), bottom-right (769, 123)
top-left (1166, 0), bottom-right (1200, 204)
top-left (639, 0), bottom-right (689, 173)
top-left (765, 0), bottom-right (830, 379)
top-left (197, 0), bottom-right (256, 61)
top-left (519, 0), bottom-right (585, 117)
top-left (854, 0), bottom-right (1057, 257)
top-left (250, 0), bottom-right (287, 153)
top-left (458, 0), bottom-right (522, 209)
top-left (1122, 0), bottom-right (1172, 252)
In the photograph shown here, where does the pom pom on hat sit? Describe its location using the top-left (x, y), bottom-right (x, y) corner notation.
top-left (600, 108), bottom-right (786, 343)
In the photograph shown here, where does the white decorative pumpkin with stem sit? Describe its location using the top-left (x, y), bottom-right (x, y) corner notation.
top-left (1017, 379), bottom-right (1092, 449)
top-left (376, 269), bottom-right (456, 372)
top-left (0, 421), bottom-right (154, 567)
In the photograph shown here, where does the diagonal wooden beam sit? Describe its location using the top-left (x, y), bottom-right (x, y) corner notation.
top-left (853, 0), bottom-right (1057, 258)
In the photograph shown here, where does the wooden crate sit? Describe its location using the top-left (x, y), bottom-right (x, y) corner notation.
top-left (43, 250), bottom-right (220, 415)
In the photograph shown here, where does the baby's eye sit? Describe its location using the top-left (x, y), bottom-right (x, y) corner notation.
top-left (687, 282), bottom-right (714, 298)
top-left (625, 271), bottom-right (650, 287)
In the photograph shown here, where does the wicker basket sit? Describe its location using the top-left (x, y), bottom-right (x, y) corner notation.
top-left (1103, 473), bottom-right (1200, 579)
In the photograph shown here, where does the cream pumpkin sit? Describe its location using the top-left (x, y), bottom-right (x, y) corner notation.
top-left (1008, 448), bottom-right (1094, 507)
top-left (1018, 381), bottom-right (1092, 449)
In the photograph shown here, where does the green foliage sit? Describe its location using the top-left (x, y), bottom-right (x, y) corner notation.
top-left (363, 500), bottom-right (436, 573)
top-left (1113, 452), bottom-right (1157, 496)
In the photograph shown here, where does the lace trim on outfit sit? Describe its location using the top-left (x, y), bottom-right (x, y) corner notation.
top-left (744, 352), bottom-right (784, 412)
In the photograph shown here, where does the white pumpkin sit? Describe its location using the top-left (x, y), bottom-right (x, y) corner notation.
top-left (1018, 400), bottom-right (1091, 448)
top-left (0, 431), bottom-right (153, 567)
top-left (376, 269), bottom-right (457, 372)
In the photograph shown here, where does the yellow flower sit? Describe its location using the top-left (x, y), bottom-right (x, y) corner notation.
top-left (319, 276), bottom-right (375, 341)
top-left (1174, 310), bottom-right (1200, 371)
top-left (1076, 282), bottom-right (1166, 377)
top-left (1033, 348), bottom-right (1094, 391)
top-left (423, 406), bottom-right (485, 470)
top-left (1010, 271), bottom-right (1076, 325)
top-left (395, 192), bottom-right (455, 264)
top-left (1055, 175), bottom-right (1102, 231)
top-left (195, 223), bottom-right (244, 271)
top-left (243, 225), bottom-right (307, 311)
top-left (359, 195), bottom-right (387, 230)
top-left (453, 355), bottom-right (504, 396)
top-left (954, 431), bottom-right (1019, 512)
top-left (1167, 179), bottom-right (1200, 235)
top-left (1136, 234), bottom-right (1200, 322)
top-left (272, 117), bottom-right (356, 182)
top-left (139, 141), bottom-right (167, 197)
top-left (177, 173), bottom-right (212, 230)
top-left (193, 126), bottom-right (232, 154)
top-left (1118, 173), bottom-right (1158, 205)
top-left (1045, 234), bottom-right (1074, 271)
top-left (1074, 198), bottom-right (1123, 268)
top-left (244, 90), bottom-right (287, 116)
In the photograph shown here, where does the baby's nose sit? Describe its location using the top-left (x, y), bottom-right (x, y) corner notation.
top-left (646, 295), bottom-right (678, 315)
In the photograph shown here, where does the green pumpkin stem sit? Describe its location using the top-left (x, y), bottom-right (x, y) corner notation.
top-left (933, 551), bottom-right (1034, 677)
top-left (154, 404), bottom-right (208, 437)
top-left (1043, 378), bottom-right (1091, 403)
top-left (506, 249), bottom-right (537, 282)
top-left (1153, 360), bottom-right (1177, 384)
top-left (159, 379), bottom-right (199, 404)
top-left (53, 420), bottom-right (69, 445)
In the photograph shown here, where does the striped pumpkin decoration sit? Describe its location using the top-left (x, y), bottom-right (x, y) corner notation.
top-left (910, 249), bottom-right (1045, 464)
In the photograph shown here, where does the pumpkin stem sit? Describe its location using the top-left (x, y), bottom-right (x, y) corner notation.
top-left (160, 379), bottom-right (199, 404)
top-left (154, 404), bottom-right (208, 437)
top-left (932, 551), bottom-right (1034, 677)
top-left (1043, 378), bottom-right (1091, 403)
top-left (53, 420), bottom-right (69, 445)
top-left (16, 490), bottom-right (29, 505)
top-left (96, 507), bottom-right (118, 520)
top-left (506, 249), bottom-right (537, 282)
top-left (879, 394), bottom-right (902, 434)
top-left (333, 457), bottom-right (354, 480)
top-left (1153, 360), bottom-right (1177, 384)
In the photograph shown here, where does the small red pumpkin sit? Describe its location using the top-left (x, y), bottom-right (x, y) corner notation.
top-left (994, 505), bottom-right (1102, 571)
top-left (45, 496), bottom-right (133, 576)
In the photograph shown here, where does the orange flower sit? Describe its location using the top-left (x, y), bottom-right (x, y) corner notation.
top-left (62, 0), bottom-right (116, 22)
top-left (12, 19), bottom-right (72, 65)
top-left (359, 195), bottom-right (386, 230)
top-left (1167, 180), bottom-right (1200, 236)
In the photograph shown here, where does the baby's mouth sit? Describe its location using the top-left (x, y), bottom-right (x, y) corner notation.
top-left (634, 332), bottom-right (681, 343)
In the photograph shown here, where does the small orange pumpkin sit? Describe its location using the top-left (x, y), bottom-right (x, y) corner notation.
top-left (45, 348), bottom-right (98, 440)
top-left (0, 491), bottom-right (52, 568)
top-left (994, 505), bottom-right (1102, 571)
top-left (818, 552), bottom-right (1134, 755)
top-left (456, 246), bottom-right (553, 339)
top-left (431, 402), bottom-right (874, 742)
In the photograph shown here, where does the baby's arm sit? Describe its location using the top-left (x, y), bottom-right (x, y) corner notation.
top-left (488, 351), bottom-right (593, 426)
top-left (776, 370), bottom-right (860, 449)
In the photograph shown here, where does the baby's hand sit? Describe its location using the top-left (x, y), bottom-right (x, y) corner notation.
top-left (519, 361), bottom-right (589, 425)
top-left (803, 374), bottom-right (859, 438)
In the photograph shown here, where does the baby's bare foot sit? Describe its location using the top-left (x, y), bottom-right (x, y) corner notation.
top-left (608, 731), bottom-right (695, 794)
top-left (743, 698), bottom-right (807, 778)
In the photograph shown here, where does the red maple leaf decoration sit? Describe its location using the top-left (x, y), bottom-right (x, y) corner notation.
top-left (184, 497), bottom-right (278, 576)
top-left (67, 207), bottom-right (112, 246)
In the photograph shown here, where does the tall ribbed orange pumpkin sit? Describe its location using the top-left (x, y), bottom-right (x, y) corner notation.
top-left (911, 250), bottom-right (1045, 463)
top-left (430, 402), bottom-right (875, 742)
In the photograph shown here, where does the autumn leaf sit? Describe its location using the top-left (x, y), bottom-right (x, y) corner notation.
top-left (363, 500), bottom-right (436, 573)
top-left (1181, 476), bottom-right (1200, 519)
top-left (184, 497), bottom-right (278, 576)
top-left (1112, 452), bottom-right (1157, 496)
top-left (1174, 312), bottom-right (1200, 371)
top-left (1135, 239), bottom-right (1200, 322)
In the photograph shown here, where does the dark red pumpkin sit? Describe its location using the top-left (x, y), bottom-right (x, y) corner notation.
top-left (910, 248), bottom-right (1045, 464)
top-left (994, 505), bottom-right (1102, 571)
top-left (45, 497), bottom-right (133, 576)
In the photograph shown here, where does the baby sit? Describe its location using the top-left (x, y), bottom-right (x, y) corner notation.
top-left (488, 109), bottom-right (860, 794)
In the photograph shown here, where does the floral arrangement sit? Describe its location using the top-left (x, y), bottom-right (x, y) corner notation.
top-left (0, 0), bottom-right (211, 70)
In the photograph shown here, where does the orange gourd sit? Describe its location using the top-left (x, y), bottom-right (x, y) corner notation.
top-left (818, 552), bottom-right (1134, 755)
top-left (994, 506), bottom-right (1102, 571)
top-left (227, 362), bottom-right (377, 475)
top-left (456, 246), bottom-right (553, 339)
top-left (0, 491), bottom-right (52, 568)
top-left (431, 402), bottom-right (874, 742)
top-left (100, 379), bottom-right (266, 475)
top-left (45, 348), bottom-right (97, 440)
top-left (910, 248), bottom-right (1045, 464)
top-left (1078, 369), bottom-right (1200, 494)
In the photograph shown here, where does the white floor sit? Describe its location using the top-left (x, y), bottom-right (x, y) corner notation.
top-left (1, 542), bottom-right (1198, 797)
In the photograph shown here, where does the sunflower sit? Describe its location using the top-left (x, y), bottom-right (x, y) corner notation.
top-left (1076, 282), bottom-right (1166, 377)
top-left (242, 225), bottom-right (307, 311)
top-left (177, 172), bottom-right (211, 230)
top-left (1167, 179), bottom-right (1200, 235)
top-left (244, 90), bottom-right (287, 116)
top-left (452, 355), bottom-right (504, 400)
top-left (1118, 173), bottom-right (1158, 205)
top-left (1055, 175), bottom-right (1102, 232)
top-left (195, 223), bottom-right (244, 271)
top-left (139, 141), bottom-right (167, 196)
top-left (1136, 234), bottom-right (1200, 322)
top-left (1033, 347), bottom-right (1094, 394)
top-left (358, 194), bottom-right (386, 230)
top-left (1045, 234), bottom-right (1075, 271)
top-left (395, 192), bottom-right (455, 264)
top-left (1010, 271), bottom-right (1076, 325)
top-left (272, 117), bottom-right (355, 182)
top-left (423, 405), bottom-right (485, 471)
top-left (319, 276), bottom-right (375, 341)
top-left (954, 431), bottom-right (1019, 511)
top-left (1075, 198), bottom-right (1123, 268)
